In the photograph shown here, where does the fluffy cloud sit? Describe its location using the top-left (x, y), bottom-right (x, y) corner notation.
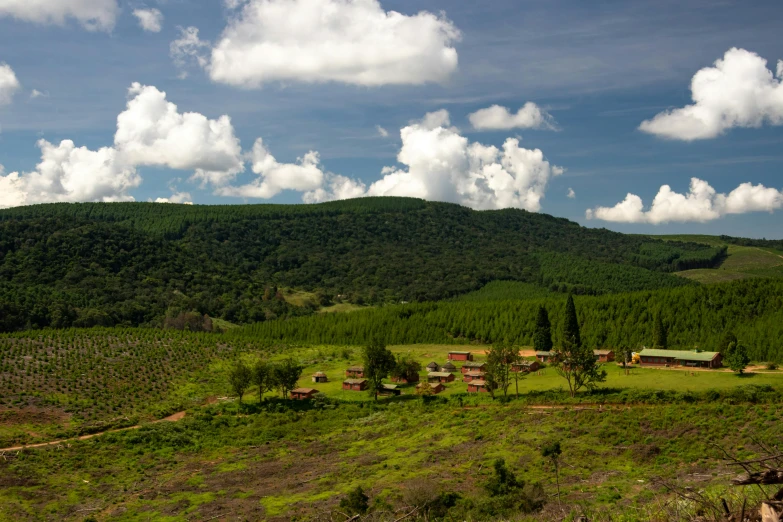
top-left (216, 138), bottom-right (326, 198)
top-left (298, 110), bottom-right (563, 211)
top-left (469, 103), bottom-right (557, 131)
top-left (0, 140), bottom-right (140, 208)
top-left (639, 48), bottom-right (783, 140)
top-left (0, 0), bottom-right (119, 31)
top-left (567, 188), bottom-right (575, 199)
top-left (114, 83), bottom-right (244, 185)
top-left (133, 8), bottom-right (163, 33)
top-left (170, 26), bottom-right (210, 73)
top-left (586, 178), bottom-right (783, 224)
top-left (200, 0), bottom-right (460, 87)
top-left (155, 192), bottom-right (193, 204)
top-left (0, 63), bottom-right (20, 105)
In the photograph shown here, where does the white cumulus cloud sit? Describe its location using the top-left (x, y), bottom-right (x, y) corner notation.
top-left (0, 63), bottom-right (21, 106)
top-left (567, 188), bottom-right (575, 199)
top-left (300, 110), bottom-right (563, 211)
top-left (639, 48), bottom-right (783, 140)
top-left (155, 191), bottom-right (193, 204)
top-left (586, 178), bottom-right (783, 224)
top-left (114, 83), bottom-right (244, 186)
top-left (133, 8), bottom-right (163, 32)
top-left (199, 0), bottom-right (460, 88)
top-left (0, 0), bottom-right (119, 31)
top-left (469, 103), bottom-right (557, 131)
top-left (0, 140), bottom-right (140, 208)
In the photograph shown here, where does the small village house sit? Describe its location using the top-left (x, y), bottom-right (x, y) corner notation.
top-left (291, 388), bottom-right (320, 400)
top-left (427, 371), bottom-right (455, 383)
top-left (311, 371), bottom-right (328, 383)
top-left (345, 366), bottom-right (365, 378)
top-left (511, 360), bottom-right (540, 373)
top-left (448, 351), bottom-right (474, 362)
top-left (467, 379), bottom-right (497, 393)
top-left (417, 382), bottom-right (445, 394)
top-left (536, 351), bottom-right (554, 363)
top-left (378, 384), bottom-right (402, 396)
top-left (463, 370), bottom-right (484, 382)
top-left (426, 362), bottom-right (440, 372)
top-left (342, 378), bottom-right (368, 391)
top-left (440, 361), bottom-right (457, 373)
top-left (461, 361), bottom-right (486, 374)
top-left (594, 350), bottom-right (615, 363)
top-left (639, 349), bottom-right (722, 369)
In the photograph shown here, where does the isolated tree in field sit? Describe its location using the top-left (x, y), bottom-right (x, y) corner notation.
top-left (228, 360), bottom-right (252, 403)
top-left (553, 296), bottom-right (606, 397)
top-left (541, 441), bottom-right (562, 505)
top-left (363, 339), bottom-right (396, 400)
top-left (252, 360), bottom-right (270, 400)
top-left (390, 353), bottom-right (422, 383)
top-left (725, 341), bottom-right (750, 375)
top-left (533, 306), bottom-right (553, 352)
top-left (652, 312), bottom-right (667, 349)
top-left (270, 358), bottom-right (304, 398)
top-left (485, 341), bottom-right (516, 400)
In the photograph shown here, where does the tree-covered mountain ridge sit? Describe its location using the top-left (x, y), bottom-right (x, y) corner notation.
top-left (0, 198), bottom-right (728, 331)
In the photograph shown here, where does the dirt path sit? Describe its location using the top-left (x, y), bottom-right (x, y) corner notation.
top-left (0, 411), bottom-right (186, 453)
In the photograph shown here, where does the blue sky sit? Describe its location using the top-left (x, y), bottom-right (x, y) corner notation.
top-left (0, 0), bottom-right (782, 238)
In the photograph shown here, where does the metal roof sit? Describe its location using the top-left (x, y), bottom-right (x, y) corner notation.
top-left (292, 388), bottom-right (319, 394)
top-left (462, 361), bottom-right (486, 367)
top-left (428, 372), bottom-right (452, 377)
top-left (343, 378), bottom-right (367, 384)
top-left (346, 366), bottom-right (364, 371)
top-left (639, 349), bottom-right (719, 362)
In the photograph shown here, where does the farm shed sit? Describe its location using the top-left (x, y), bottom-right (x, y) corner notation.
top-left (426, 362), bottom-right (440, 372)
top-left (461, 361), bottom-right (486, 373)
top-left (536, 351), bottom-right (554, 363)
top-left (448, 351), bottom-right (474, 361)
top-left (594, 350), bottom-right (615, 363)
top-left (511, 360), bottom-right (540, 373)
top-left (291, 388), bottom-right (320, 400)
top-left (343, 378), bottom-right (368, 391)
top-left (639, 349), bottom-right (722, 369)
top-left (311, 372), bottom-right (328, 383)
top-left (440, 361), bottom-right (457, 373)
top-left (345, 366), bottom-right (365, 378)
top-left (427, 371), bottom-right (455, 383)
top-left (379, 384), bottom-right (402, 396)
top-left (463, 370), bottom-right (484, 382)
top-left (467, 380), bottom-right (496, 393)
top-left (417, 382), bottom-right (445, 394)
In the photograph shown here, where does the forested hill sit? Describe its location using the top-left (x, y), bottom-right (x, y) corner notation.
top-left (0, 198), bottom-right (725, 331)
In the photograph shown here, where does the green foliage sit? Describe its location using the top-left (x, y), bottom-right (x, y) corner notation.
top-left (0, 199), bottom-right (721, 331)
top-left (235, 279), bottom-right (783, 362)
top-left (478, 458), bottom-right (546, 517)
top-left (554, 297), bottom-right (607, 397)
top-left (725, 342), bottom-right (751, 375)
top-left (652, 312), bottom-right (668, 349)
top-left (561, 295), bottom-right (581, 349)
top-left (390, 354), bottom-right (421, 382)
top-left (252, 360), bottom-right (271, 398)
top-left (228, 360), bottom-right (253, 403)
top-left (485, 341), bottom-right (517, 399)
top-left (533, 305), bottom-right (553, 352)
top-left (362, 339), bottom-right (396, 400)
top-left (269, 359), bottom-right (304, 399)
top-left (339, 486), bottom-right (369, 515)
top-left (718, 331), bottom-right (738, 354)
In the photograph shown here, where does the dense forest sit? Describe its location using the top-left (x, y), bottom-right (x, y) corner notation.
top-left (234, 279), bottom-right (783, 362)
top-left (0, 199), bottom-right (724, 331)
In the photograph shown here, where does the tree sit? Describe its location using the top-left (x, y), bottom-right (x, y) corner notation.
top-left (339, 485), bottom-right (369, 515)
top-left (718, 331), bottom-right (738, 355)
top-left (252, 360), bottom-right (271, 401)
top-left (484, 458), bottom-right (521, 497)
top-left (486, 341), bottom-right (518, 399)
top-left (363, 339), bottom-right (396, 400)
top-left (552, 296), bottom-right (606, 397)
top-left (652, 312), bottom-right (667, 349)
top-left (533, 306), bottom-right (553, 352)
top-left (541, 441), bottom-right (562, 505)
top-left (228, 360), bottom-right (252, 403)
top-left (270, 358), bottom-right (304, 398)
top-left (390, 353), bottom-right (422, 383)
top-left (562, 295), bottom-right (581, 349)
top-left (725, 341), bottom-right (750, 375)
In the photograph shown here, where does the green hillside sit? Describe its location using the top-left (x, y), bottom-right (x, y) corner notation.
top-left (0, 199), bottom-right (724, 332)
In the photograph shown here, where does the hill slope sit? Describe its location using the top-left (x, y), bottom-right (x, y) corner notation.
top-left (0, 198), bottom-right (724, 331)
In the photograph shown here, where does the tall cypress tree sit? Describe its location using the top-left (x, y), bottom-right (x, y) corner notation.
top-left (652, 313), bottom-right (667, 349)
top-left (533, 306), bottom-right (553, 352)
top-left (562, 295), bottom-right (581, 348)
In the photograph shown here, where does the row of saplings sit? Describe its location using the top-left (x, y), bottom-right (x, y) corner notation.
top-left (336, 445), bottom-right (564, 520)
top-left (227, 358), bottom-right (305, 402)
